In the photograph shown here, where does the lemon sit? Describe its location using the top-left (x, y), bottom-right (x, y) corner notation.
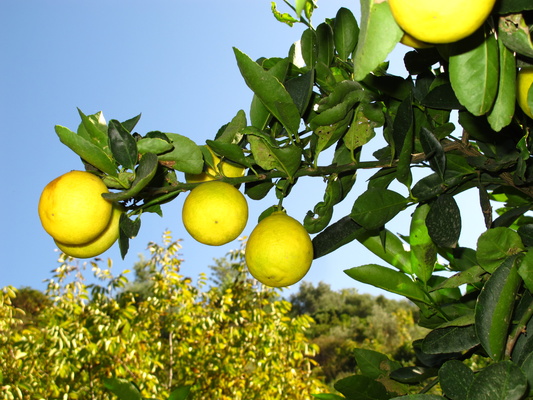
top-left (55, 204), bottom-right (123, 258)
top-left (245, 211), bottom-right (313, 287)
top-left (38, 170), bottom-right (113, 245)
top-left (389, 0), bottom-right (496, 44)
top-left (517, 67), bottom-right (533, 119)
top-left (182, 181), bottom-right (248, 246)
top-left (185, 146), bottom-right (245, 183)
top-left (400, 33), bottom-right (433, 49)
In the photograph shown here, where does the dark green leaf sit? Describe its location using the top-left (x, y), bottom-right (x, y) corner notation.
top-left (334, 375), bottom-right (388, 400)
top-left (344, 264), bottom-right (431, 304)
top-left (300, 28), bottom-right (317, 67)
top-left (333, 8), bottom-right (359, 61)
top-left (312, 215), bottom-right (363, 259)
top-left (234, 48), bottom-right (300, 138)
top-left (316, 22), bottom-right (334, 66)
top-left (518, 249), bottom-right (533, 293)
top-left (422, 325), bottom-right (479, 354)
top-left (498, 13), bottom-right (533, 58)
top-left (439, 360), bottom-right (474, 400)
top-left (353, 349), bottom-right (401, 379)
top-left (426, 195), bottom-right (462, 248)
top-left (390, 395), bottom-right (445, 400)
top-left (119, 214), bottom-right (141, 259)
top-left (419, 127), bottom-right (446, 180)
top-left (476, 227), bottom-right (524, 273)
top-left (353, 0), bottom-right (403, 81)
top-left (103, 153), bottom-right (158, 202)
top-left (120, 113), bottom-right (141, 133)
top-left (466, 361), bottom-right (527, 400)
top-left (158, 132), bottom-right (203, 174)
top-left (449, 27), bottom-right (499, 116)
top-left (108, 119), bottom-right (138, 170)
top-left (285, 70), bottom-right (314, 116)
top-left (351, 188), bottom-right (407, 231)
top-left (55, 125), bottom-right (117, 176)
top-left (496, 0), bottom-right (533, 13)
top-left (389, 366), bottom-right (437, 384)
top-left (520, 352), bottom-right (533, 396)
top-left (475, 255), bottom-right (522, 360)
top-left (205, 140), bottom-right (251, 168)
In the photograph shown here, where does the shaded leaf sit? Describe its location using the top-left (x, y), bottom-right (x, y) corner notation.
top-left (439, 360), bottom-right (474, 400)
top-left (108, 119), bottom-right (138, 170)
top-left (422, 325), bottom-right (479, 354)
top-left (466, 361), bottom-right (527, 400)
top-left (312, 215), bottom-right (363, 259)
top-left (353, 349), bottom-right (401, 379)
top-left (351, 188), bottom-right (407, 231)
top-left (334, 375), bottom-right (388, 400)
top-left (426, 195), bottom-right (462, 248)
top-left (103, 378), bottom-right (142, 400)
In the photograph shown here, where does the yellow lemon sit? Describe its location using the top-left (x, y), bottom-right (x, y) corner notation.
top-left (55, 204), bottom-right (123, 258)
top-left (185, 146), bottom-right (245, 183)
top-left (38, 171), bottom-right (113, 245)
top-left (182, 181), bottom-right (248, 246)
top-left (389, 0), bottom-right (496, 44)
top-left (400, 33), bottom-right (433, 49)
top-left (245, 211), bottom-right (313, 287)
top-left (517, 67), bottom-right (533, 119)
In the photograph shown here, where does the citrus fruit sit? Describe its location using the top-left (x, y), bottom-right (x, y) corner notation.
top-left (389, 0), bottom-right (496, 44)
top-left (185, 146), bottom-right (245, 183)
top-left (38, 170), bottom-right (113, 245)
top-left (55, 203), bottom-right (123, 258)
top-left (517, 67), bottom-right (533, 119)
top-left (245, 211), bottom-right (313, 287)
top-left (400, 33), bottom-right (433, 49)
top-left (182, 181), bottom-right (248, 246)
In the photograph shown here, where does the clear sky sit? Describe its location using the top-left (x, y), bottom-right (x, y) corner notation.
top-left (0, 0), bottom-right (486, 299)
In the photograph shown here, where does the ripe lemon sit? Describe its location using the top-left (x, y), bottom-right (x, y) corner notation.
top-left (517, 67), bottom-right (533, 119)
top-left (182, 181), bottom-right (248, 246)
top-left (38, 170), bottom-right (113, 245)
top-left (400, 33), bottom-right (433, 49)
top-left (185, 146), bottom-right (245, 183)
top-left (389, 0), bottom-right (496, 44)
top-left (245, 211), bottom-right (313, 287)
top-left (55, 204), bottom-right (123, 258)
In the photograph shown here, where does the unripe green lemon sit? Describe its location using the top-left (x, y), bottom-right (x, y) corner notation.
top-left (245, 211), bottom-right (313, 287)
top-left (38, 170), bottom-right (113, 245)
top-left (55, 204), bottom-right (123, 258)
top-left (517, 67), bottom-right (533, 119)
top-left (182, 181), bottom-right (248, 246)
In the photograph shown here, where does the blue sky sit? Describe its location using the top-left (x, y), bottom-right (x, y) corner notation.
top-left (0, 0), bottom-right (486, 299)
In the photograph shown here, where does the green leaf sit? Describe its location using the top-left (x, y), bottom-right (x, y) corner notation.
top-left (77, 109), bottom-right (110, 152)
top-left (119, 214), bottom-right (141, 259)
top-left (215, 109), bottom-right (247, 144)
top-left (419, 127), bottom-right (446, 180)
top-left (431, 264), bottom-right (486, 291)
top-left (344, 264), bottom-right (431, 304)
top-left (136, 137), bottom-right (173, 155)
top-left (333, 7), bottom-right (359, 61)
top-left (422, 325), bottom-right (479, 354)
top-left (334, 374), bottom-right (388, 400)
top-left (285, 70), bottom-right (314, 116)
top-left (390, 395), bottom-right (446, 400)
top-left (487, 37), bottom-right (516, 131)
top-left (55, 125), bottom-right (118, 176)
top-left (520, 352), bottom-right (533, 397)
top-left (449, 27), bottom-right (499, 116)
top-left (518, 249), bottom-right (533, 293)
top-left (316, 22), bottom-right (334, 66)
top-left (300, 28), bottom-right (317, 68)
top-left (270, 2), bottom-right (299, 26)
top-left (205, 140), bottom-right (251, 169)
top-left (475, 255), bottom-right (522, 360)
top-left (466, 361), bottom-right (527, 400)
top-left (350, 188), bottom-right (407, 231)
top-left (496, 0), bottom-right (533, 13)
top-left (353, 349), bottom-right (401, 379)
top-left (354, 228), bottom-right (412, 274)
top-left (476, 227), bottom-right (524, 273)
top-left (439, 360), bottom-right (474, 400)
top-left (103, 153), bottom-right (158, 202)
top-left (168, 385), bottom-right (192, 400)
top-left (498, 13), bottom-right (533, 58)
top-left (108, 119), bottom-right (139, 170)
top-left (158, 132), bottom-right (203, 174)
top-left (343, 104), bottom-right (376, 151)
top-left (410, 204), bottom-right (437, 284)
top-left (234, 48), bottom-right (300, 138)
top-left (426, 195), bottom-right (462, 248)
top-left (103, 378), bottom-right (142, 400)
top-left (312, 394), bottom-right (345, 400)
top-left (248, 135), bottom-right (301, 180)
top-left (353, 0), bottom-right (403, 81)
